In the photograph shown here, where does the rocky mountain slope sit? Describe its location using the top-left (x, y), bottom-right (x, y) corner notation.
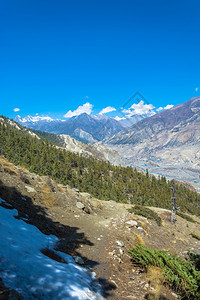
top-left (15, 113), bottom-right (124, 143)
top-left (26, 128), bottom-right (122, 166)
top-left (59, 134), bottom-right (121, 165)
top-left (105, 97), bottom-right (200, 191)
top-left (106, 97), bottom-right (200, 146)
top-left (1, 156), bottom-right (200, 299)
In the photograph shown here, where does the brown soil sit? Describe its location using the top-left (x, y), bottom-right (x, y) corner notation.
top-left (0, 156), bottom-right (200, 299)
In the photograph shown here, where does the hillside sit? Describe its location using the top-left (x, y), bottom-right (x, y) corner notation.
top-left (106, 97), bottom-right (200, 191)
top-left (0, 156), bottom-right (200, 299)
top-left (1, 115), bottom-right (200, 215)
top-left (31, 129), bottom-right (121, 165)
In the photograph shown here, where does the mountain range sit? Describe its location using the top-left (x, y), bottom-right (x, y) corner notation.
top-left (15, 113), bottom-right (124, 143)
top-left (106, 97), bottom-right (200, 146)
top-left (106, 97), bottom-right (200, 190)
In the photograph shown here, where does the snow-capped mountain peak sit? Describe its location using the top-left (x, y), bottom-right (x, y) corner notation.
top-left (15, 115), bottom-right (54, 123)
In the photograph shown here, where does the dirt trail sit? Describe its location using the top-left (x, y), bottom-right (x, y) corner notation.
top-left (0, 158), bottom-right (200, 299)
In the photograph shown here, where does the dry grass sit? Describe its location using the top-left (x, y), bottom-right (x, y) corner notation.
top-left (138, 220), bottom-right (146, 228)
top-left (135, 233), bottom-right (145, 245)
top-left (57, 184), bottom-right (67, 193)
top-left (0, 156), bottom-right (18, 175)
top-left (146, 266), bottom-right (164, 299)
top-left (39, 180), bottom-right (56, 207)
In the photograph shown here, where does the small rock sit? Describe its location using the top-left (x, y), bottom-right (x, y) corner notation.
top-left (116, 240), bottom-right (124, 247)
top-left (73, 256), bottom-right (84, 265)
top-left (171, 292), bottom-right (178, 298)
top-left (137, 226), bottom-right (143, 230)
top-left (110, 280), bottom-right (118, 288)
top-left (119, 248), bottom-right (124, 256)
top-left (76, 202), bottom-right (85, 209)
top-left (126, 220), bottom-right (138, 227)
top-left (25, 186), bottom-right (36, 193)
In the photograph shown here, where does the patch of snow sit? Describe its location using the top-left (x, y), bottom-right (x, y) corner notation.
top-left (0, 199), bottom-right (103, 299)
top-left (92, 114), bottom-right (109, 121)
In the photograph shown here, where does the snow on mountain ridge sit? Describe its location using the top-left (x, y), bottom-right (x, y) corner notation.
top-left (16, 115), bottom-right (54, 123)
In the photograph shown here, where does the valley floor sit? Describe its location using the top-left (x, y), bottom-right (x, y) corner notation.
top-left (108, 144), bottom-right (200, 193)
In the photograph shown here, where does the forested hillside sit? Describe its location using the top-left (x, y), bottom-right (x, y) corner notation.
top-left (0, 116), bottom-right (200, 215)
top-left (31, 128), bottom-right (65, 147)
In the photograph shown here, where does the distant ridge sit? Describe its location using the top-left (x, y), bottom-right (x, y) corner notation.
top-left (106, 97), bottom-right (200, 146)
top-left (105, 97), bottom-right (200, 191)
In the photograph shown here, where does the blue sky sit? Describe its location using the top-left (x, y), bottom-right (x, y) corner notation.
top-left (1, 0), bottom-right (200, 120)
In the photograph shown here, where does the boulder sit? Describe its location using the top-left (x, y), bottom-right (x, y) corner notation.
top-left (76, 202), bottom-right (85, 209)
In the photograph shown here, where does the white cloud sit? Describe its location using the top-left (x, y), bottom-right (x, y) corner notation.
top-left (156, 107), bottom-right (163, 112)
top-left (113, 116), bottom-right (126, 121)
top-left (64, 102), bottom-right (93, 118)
top-left (164, 104), bottom-right (174, 110)
top-left (195, 87), bottom-right (198, 92)
top-left (99, 106), bottom-right (116, 115)
top-left (13, 108), bottom-right (20, 112)
top-left (122, 108), bottom-right (131, 114)
top-left (128, 100), bottom-right (155, 116)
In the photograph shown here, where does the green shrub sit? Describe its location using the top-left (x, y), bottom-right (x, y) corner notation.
top-left (188, 251), bottom-right (200, 271)
top-left (191, 233), bottom-right (200, 241)
top-left (177, 212), bottom-right (196, 223)
top-left (129, 244), bottom-right (200, 299)
top-left (128, 205), bottom-right (162, 226)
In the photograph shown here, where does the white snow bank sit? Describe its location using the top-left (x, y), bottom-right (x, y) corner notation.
top-left (0, 199), bottom-right (103, 299)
